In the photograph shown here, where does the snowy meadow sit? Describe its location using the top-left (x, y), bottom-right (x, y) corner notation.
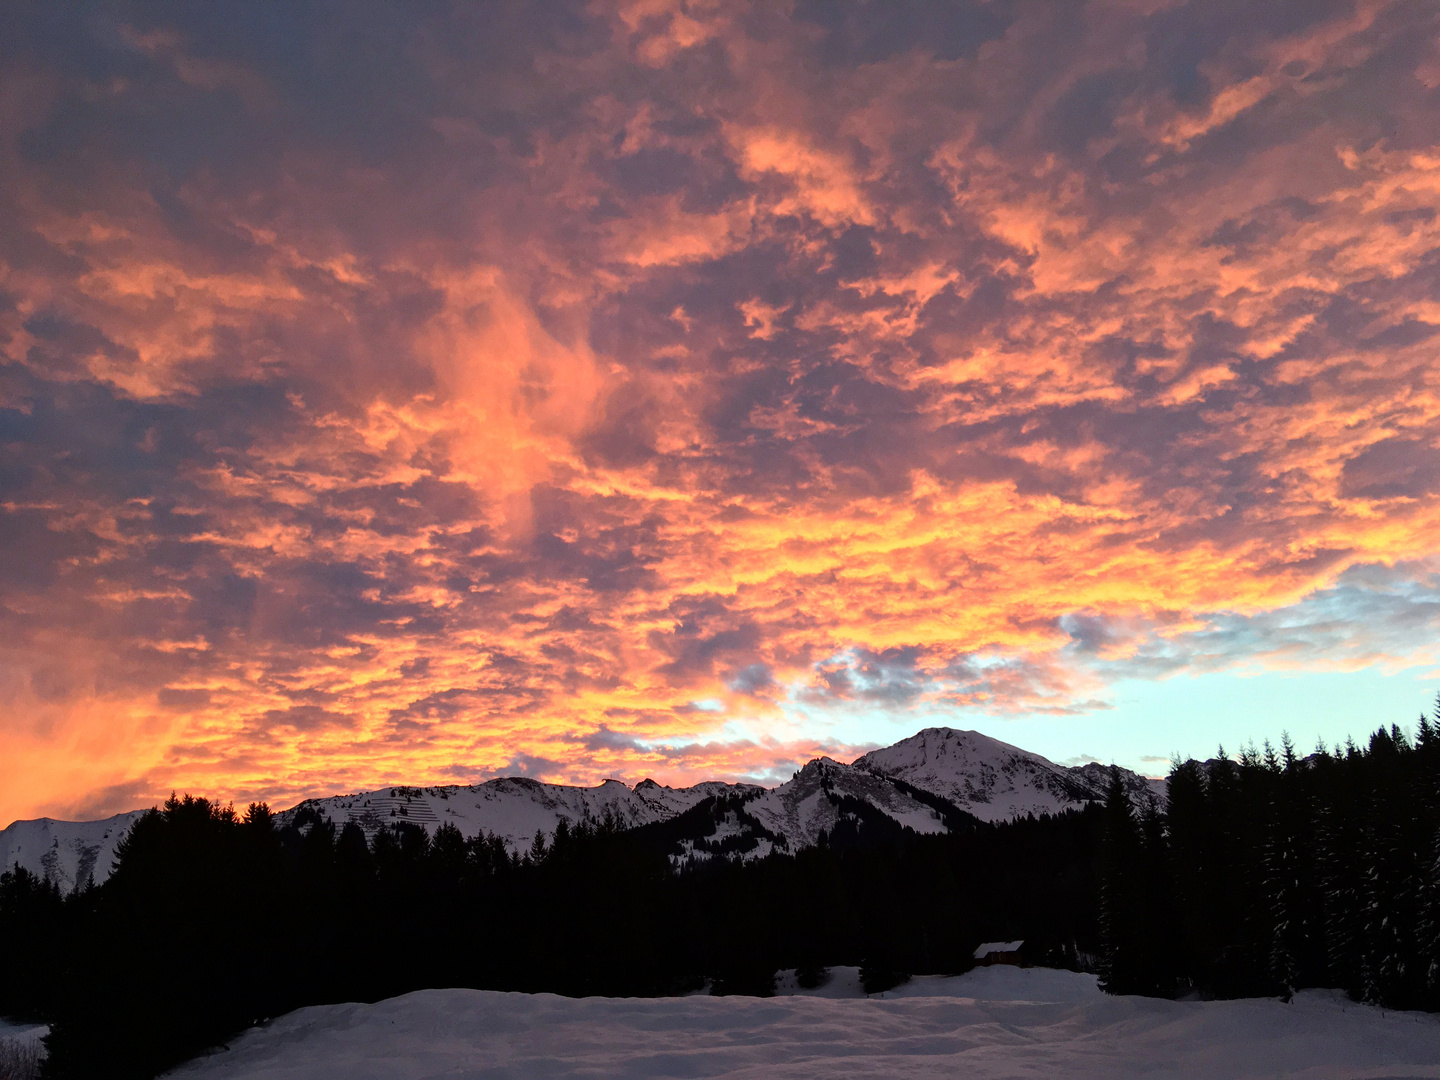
top-left (169, 968), bottom-right (1440, 1080)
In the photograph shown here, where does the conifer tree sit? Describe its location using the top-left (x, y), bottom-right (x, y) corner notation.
top-left (1266, 734), bottom-right (1323, 995)
top-left (1358, 726), bottom-right (1424, 1006)
top-left (1416, 710), bottom-right (1440, 1005)
top-left (1316, 743), bottom-right (1365, 996)
top-left (1099, 768), bottom-right (1149, 994)
top-left (1164, 757), bottom-right (1212, 989)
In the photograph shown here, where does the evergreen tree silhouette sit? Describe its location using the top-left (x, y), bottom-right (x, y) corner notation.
top-left (1099, 768), bottom-right (1149, 994)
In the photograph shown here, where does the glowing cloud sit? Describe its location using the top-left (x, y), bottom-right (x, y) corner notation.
top-left (4, 1), bottom-right (1440, 824)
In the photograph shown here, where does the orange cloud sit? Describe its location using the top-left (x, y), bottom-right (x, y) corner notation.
top-left (4, 1), bottom-right (1440, 825)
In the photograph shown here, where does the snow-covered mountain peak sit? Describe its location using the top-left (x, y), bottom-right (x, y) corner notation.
top-left (1, 728), bottom-right (1163, 887)
top-left (856, 727), bottom-right (1031, 771)
top-left (0, 810), bottom-right (148, 895)
top-left (793, 755), bottom-right (848, 777)
top-left (854, 726), bottom-right (1162, 823)
top-left (729, 755), bottom-right (950, 855)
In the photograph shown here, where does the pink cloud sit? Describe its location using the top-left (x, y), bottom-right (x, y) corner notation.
top-left (3, 1), bottom-right (1440, 824)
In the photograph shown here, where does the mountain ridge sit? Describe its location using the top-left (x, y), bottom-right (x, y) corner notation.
top-left (0, 727), bottom-right (1163, 892)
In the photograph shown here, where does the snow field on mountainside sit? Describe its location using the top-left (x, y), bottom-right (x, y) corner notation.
top-left (0, 728), bottom-right (1172, 891)
top-left (3, 727), bottom-right (1168, 891)
top-left (0, 811), bottom-right (146, 896)
top-left (166, 967), bottom-right (1440, 1080)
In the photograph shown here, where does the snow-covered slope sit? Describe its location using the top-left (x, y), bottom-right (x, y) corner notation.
top-left (280, 776), bottom-right (758, 856)
top-left (0, 810), bottom-right (147, 894)
top-left (166, 969), bottom-right (1440, 1080)
top-left (742, 756), bottom-right (949, 850)
top-left (0, 727), bottom-right (1165, 887)
top-left (280, 759), bottom-right (953, 864)
top-left (854, 727), bottom-right (1164, 822)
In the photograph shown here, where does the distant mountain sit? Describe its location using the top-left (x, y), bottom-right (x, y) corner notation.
top-left (744, 756), bottom-right (951, 847)
top-left (853, 728), bottom-right (1166, 823)
top-left (279, 776), bottom-right (760, 856)
top-left (0, 728), bottom-right (1163, 888)
top-left (0, 811), bottom-right (148, 895)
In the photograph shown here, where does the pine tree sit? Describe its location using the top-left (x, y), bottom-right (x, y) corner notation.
top-left (1099, 768), bottom-right (1149, 994)
top-left (1357, 726), bottom-right (1425, 1007)
top-left (1165, 757), bottom-right (1212, 990)
top-left (1266, 735), bottom-right (1323, 995)
top-left (1416, 711), bottom-right (1440, 1005)
top-left (1316, 745), bottom-right (1365, 996)
top-left (1137, 799), bottom-right (1178, 994)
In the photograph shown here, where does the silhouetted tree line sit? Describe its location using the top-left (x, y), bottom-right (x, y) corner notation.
top-left (0, 791), bottom-right (1103, 1079)
top-left (1100, 715), bottom-right (1440, 1010)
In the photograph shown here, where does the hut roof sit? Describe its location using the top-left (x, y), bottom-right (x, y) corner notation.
top-left (973, 940), bottom-right (1024, 959)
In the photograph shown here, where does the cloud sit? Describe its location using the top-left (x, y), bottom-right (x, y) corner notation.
top-left (46, 779), bottom-right (160, 823)
top-left (4, 0), bottom-right (1440, 823)
top-left (1340, 437), bottom-right (1440, 499)
top-left (257, 706), bottom-right (355, 732)
top-left (726, 663), bottom-right (776, 696)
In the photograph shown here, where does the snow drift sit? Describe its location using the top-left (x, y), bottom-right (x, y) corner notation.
top-left (165, 967), bottom-right (1440, 1080)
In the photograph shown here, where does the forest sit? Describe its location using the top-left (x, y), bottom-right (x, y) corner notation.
top-left (3, 714), bottom-right (1440, 1079)
top-left (1101, 717), bottom-right (1440, 1007)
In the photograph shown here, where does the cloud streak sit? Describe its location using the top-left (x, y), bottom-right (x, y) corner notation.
top-left (4, 1), bottom-right (1440, 823)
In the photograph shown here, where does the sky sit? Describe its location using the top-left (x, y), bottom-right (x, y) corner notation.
top-left (4, 0), bottom-right (1440, 827)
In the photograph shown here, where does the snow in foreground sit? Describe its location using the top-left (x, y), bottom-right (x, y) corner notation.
top-left (0, 1018), bottom-right (45, 1043)
top-left (168, 967), bottom-right (1440, 1080)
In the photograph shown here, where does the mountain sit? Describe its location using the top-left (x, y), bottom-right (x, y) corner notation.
top-left (0, 729), bottom-right (1163, 887)
top-left (854, 728), bottom-right (1166, 823)
top-left (279, 776), bottom-right (760, 856)
top-left (663, 756), bottom-right (955, 863)
top-left (743, 755), bottom-right (951, 847)
top-left (0, 810), bottom-right (148, 895)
